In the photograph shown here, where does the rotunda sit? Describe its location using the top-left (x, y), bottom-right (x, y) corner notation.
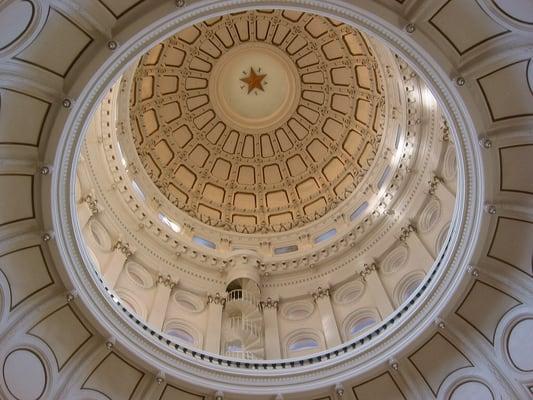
top-left (76, 9), bottom-right (455, 362)
top-left (0, 1), bottom-right (531, 399)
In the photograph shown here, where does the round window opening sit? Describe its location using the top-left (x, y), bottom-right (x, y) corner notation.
top-left (73, 8), bottom-right (460, 362)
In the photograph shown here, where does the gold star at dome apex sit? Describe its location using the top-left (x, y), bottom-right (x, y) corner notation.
top-left (240, 67), bottom-right (267, 94)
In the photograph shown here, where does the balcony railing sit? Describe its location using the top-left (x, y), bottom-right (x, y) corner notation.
top-left (226, 289), bottom-right (259, 309)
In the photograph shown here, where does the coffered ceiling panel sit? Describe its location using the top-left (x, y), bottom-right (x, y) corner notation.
top-left (477, 59), bottom-right (533, 122)
top-left (409, 333), bottom-right (472, 396)
top-left (429, 0), bottom-right (508, 55)
top-left (0, 174), bottom-right (34, 226)
top-left (28, 304), bottom-right (93, 370)
top-left (456, 280), bottom-right (520, 344)
top-left (0, 88), bottom-right (50, 146)
top-left (0, 245), bottom-right (52, 310)
top-left (488, 216), bottom-right (533, 276)
top-left (97, 0), bottom-right (146, 19)
top-left (159, 384), bottom-right (205, 400)
top-left (499, 144), bottom-right (533, 194)
top-left (81, 352), bottom-right (144, 399)
top-left (352, 372), bottom-right (406, 400)
top-left (15, 8), bottom-right (92, 77)
top-left (129, 10), bottom-right (385, 234)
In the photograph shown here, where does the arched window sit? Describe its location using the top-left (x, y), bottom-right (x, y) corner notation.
top-left (342, 309), bottom-right (380, 340)
top-left (285, 330), bottom-right (323, 357)
top-left (166, 328), bottom-right (194, 344)
top-left (403, 279), bottom-right (421, 301)
top-left (88, 219), bottom-right (112, 251)
top-left (350, 317), bottom-right (376, 336)
top-left (393, 271), bottom-right (425, 307)
top-left (163, 320), bottom-right (201, 347)
top-left (288, 338), bottom-right (319, 352)
top-left (115, 289), bottom-right (148, 320)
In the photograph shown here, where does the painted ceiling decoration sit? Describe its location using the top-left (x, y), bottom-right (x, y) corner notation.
top-left (128, 10), bottom-right (385, 234)
top-left (0, 0), bottom-right (531, 399)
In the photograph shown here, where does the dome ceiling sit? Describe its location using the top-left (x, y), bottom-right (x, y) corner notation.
top-left (2, 0), bottom-right (532, 399)
top-left (129, 10), bottom-right (385, 234)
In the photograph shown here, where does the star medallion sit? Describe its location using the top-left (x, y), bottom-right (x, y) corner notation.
top-left (240, 67), bottom-right (267, 94)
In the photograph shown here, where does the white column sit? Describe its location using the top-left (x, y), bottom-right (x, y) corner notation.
top-left (313, 287), bottom-right (341, 348)
top-left (261, 298), bottom-right (281, 359)
top-left (103, 241), bottom-right (130, 288)
top-left (405, 231), bottom-right (434, 271)
top-left (435, 183), bottom-right (456, 219)
top-left (204, 293), bottom-right (225, 354)
top-left (361, 264), bottom-right (394, 317)
top-left (148, 275), bottom-right (177, 331)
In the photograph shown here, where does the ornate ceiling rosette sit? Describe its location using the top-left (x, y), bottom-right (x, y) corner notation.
top-left (128, 10), bottom-right (386, 234)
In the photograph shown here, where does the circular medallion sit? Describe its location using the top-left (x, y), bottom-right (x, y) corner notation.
top-left (209, 43), bottom-right (300, 132)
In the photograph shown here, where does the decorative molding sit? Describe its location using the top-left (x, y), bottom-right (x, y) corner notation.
top-left (113, 240), bottom-right (133, 257)
top-left (398, 224), bottom-right (417, 242)
top-left (441, 118), bottom-right (451, 142)
top-left (428, 175), bottom-right (443, 195)
top-left (312, 286), bottom-right (331, 302)
top-left (156, 274), bottom-right (177, 289)
top-left (84, 194), bottom-right (99, 215)
top-left (207, 292), bottom-right (226, 306)
top-left (260, 297), bottom-right (279, 311)
top-left (359, 263), bottom-right (378, 282)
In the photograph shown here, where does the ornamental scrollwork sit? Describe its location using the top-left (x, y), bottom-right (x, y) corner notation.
top-left (399, 224), bottom-right (417, 242)
top-left (312, 286), bottom-right (330, 302)
top-left (260, 297), bottom-right (279, 310)
top-left (113, 240), bottom-right (133, 257)
top-left (428, 175), bottom-right (443, 195)
top-left (359, 263), bottom-right (378, 282)
top-left (207, 292), bottom-right (226, 307)
top-left (156, 274), bottom-right (177, 289)
top-left (84, 194), bottom-right (99, 215)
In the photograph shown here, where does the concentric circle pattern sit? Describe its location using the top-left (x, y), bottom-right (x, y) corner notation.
top-left (2, 0), bottom-right (531, 399)
top-left (129, 10), bottom-right (385, 233)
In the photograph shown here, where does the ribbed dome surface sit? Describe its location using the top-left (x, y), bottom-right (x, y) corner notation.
top-left (130, 10), bottom-right (385, 233)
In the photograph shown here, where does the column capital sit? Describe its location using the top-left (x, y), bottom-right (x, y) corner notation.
top-left (428, 175), bottom-right (443, 195)
top-left (156, 274), bottom-right (178, 289)
top-left (207, 292), bottom-right (226, 306)
top-left (260, 297), bottom-right (279, 311)
top-left (113, 240), bottom-right (134, 257)
top-left (311, 286), bottom-right (330, 302)
top-left (359, 262), bottom-right (378, 282)
top-left (84, 193), bottom-right (100, 215)
top-left (399, 223), bottom-right (417, 242)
